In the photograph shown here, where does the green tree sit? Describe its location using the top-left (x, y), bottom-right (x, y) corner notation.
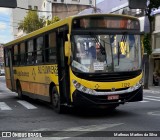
top-left (18, 10), bottom-right (45, 33)
top-left (143, 0), bottom-right (160, 89)
top-left (46, 16), bottom-right (60, 25)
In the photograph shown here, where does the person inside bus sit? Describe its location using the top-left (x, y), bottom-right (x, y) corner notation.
top-left (96, 42), bottom-right (106, 62)
top-left (76, 42), bottom-right (86, 63)
top-left (88, 42), bottom-right (96, 59)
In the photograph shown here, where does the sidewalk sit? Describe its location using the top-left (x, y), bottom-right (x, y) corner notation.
top-left (143, 86), bottom-right (160, 94)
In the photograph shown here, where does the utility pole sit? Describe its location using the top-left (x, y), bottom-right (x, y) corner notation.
top-left (94, 0), bottom-right (97, 13)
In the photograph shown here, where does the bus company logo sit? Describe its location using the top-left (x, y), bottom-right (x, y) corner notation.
top-left (95, 84), bottom-right (99, 89)
top-left (111, 87), bottom-right (116, 91)
top-left (32, 68), bottom-right (36, 80)
top-left (2, 132), bottom-right (11, 137)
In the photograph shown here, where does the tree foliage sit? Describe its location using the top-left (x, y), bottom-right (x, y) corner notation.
top-left (18, 10), bottom-right (46, 33)
top-left (143, 0), bottom-right (160, 89)
top-left (18, 11), bottom-right (61, 33)
top-left (46, 16), bottom-right (60, 25)
top-left (143, 33), bottom-right (152, 55)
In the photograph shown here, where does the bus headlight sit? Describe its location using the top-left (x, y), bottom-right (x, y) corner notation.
top-left (128, 79), bottom-right (143, 92)
top-left (72, 80), bottom-right (94, 94)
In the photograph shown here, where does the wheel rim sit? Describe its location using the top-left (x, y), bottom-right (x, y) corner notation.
top-left (17, 85), bottom-right (22, 98)
top-left (52, 88), bottom-right (59, 108)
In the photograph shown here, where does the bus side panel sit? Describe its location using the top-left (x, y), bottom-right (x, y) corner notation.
top-left (13, 65), bottom-right (58, 101)
top-left (5, 67), bottom-right (13, 91)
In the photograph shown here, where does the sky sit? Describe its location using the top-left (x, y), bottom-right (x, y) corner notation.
top-left (0, 8), bottom-right (13, 44)
top-left (0, 0), bottom-right (104, 44)
top-left (97, 0), bottom-right (104, 3)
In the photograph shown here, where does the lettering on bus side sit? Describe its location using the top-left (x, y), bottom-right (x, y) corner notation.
top-left (38, 65), bottom-right (58, 74)
top-left (17, 71), bottom-right (29, 77)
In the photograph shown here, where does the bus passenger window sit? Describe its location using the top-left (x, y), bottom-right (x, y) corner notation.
top-left (14, 45), bottom-right (19, 66)
top-left (20, 43), bottom-right (26, 65)
top-left (36, 36), bottom-right (44, 63)
top-left (48, 32), bottom-right (57, 63)
top-left (44, 34), bottom-right (49, 63)
top-left (27, 40), bottom-right (34, 64)
top-left (4, 48), bottom-right (9, 67)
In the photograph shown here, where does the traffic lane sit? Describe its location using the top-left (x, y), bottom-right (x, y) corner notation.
top-left (108, 99), bottom-right (160, 131)
top-left (1, 85), bottom-right (160, 132)
top-left (1, 97), bottom-right (159, 132)
top-left (0, 75), bottom-right (6, 83)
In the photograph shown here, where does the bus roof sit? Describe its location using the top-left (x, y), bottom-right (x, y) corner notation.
top-left (4, 14), bottom-right (139, 47)
top-left (4, 16), bottom-right (73, 47)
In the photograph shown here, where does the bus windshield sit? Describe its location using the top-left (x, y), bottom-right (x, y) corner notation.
top-left (71, 34), bottom-right (141, 73)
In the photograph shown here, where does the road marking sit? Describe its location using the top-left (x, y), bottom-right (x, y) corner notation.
top-left (145, 96), bottom-right (160, 99)
top-left (148, 111), bottom-right (160, 116)
top-left (143, 90), bottom-right (160, 94)
top-left (139, 100), bottom-right (149, 103)
top-left (143, 97), bottom-right (160, 102)
top-left (0, 102), bottom-right (12, 110)
top-left (23, 123), bottom-right (123, 140)
top-left (17, 100), bottom-right (37, 109)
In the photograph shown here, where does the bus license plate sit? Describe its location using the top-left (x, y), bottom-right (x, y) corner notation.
top-left (108, 95), bottom-right (119, 100)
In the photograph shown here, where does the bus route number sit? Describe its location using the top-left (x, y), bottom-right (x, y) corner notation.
top-left (122, 83), bottom-right (130, 88)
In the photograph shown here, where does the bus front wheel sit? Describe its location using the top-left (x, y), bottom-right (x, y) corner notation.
top-left (51, 87), bottom-right (65, 113)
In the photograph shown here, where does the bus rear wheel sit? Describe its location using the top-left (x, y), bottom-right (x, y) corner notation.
top-left (17, 82), bottom-right (23, 99)
top-left (51, 87), bottom-right (65, 113)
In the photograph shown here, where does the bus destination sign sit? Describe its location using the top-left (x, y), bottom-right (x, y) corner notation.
top-left (72, 16), bottom-right (140, 30)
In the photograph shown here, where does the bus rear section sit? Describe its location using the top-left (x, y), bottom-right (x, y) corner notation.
top-left (68, 15), bottom-right (143, 109)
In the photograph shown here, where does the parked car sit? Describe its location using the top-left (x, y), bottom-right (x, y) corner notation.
top-left (0, 69), bottom-right (5, 75)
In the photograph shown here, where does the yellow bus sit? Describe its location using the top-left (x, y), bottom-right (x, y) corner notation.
top-left (4, 14), bottom-right (143, 113)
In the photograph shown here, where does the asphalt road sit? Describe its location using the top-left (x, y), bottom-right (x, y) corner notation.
top-left (0, 76), bottom-right (160, 140)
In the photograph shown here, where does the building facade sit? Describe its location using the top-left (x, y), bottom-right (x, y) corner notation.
top-left (152, 13), bottom-right (160, 83)
top-left (11, 0), bottom-right (44, 38)
top-left (0, 44), bottom-right (4, 65)
top-left (11, 0), bottom-right (95, 38)
top-left (41, 0), bottom-right (95, 20)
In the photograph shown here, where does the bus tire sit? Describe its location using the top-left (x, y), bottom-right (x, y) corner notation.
top-left (51, 87), bottom-right (65, 113)
top-left (107, 105), bottom-right (118, 111)
top-left (17, 82), bottom-right (23, 99)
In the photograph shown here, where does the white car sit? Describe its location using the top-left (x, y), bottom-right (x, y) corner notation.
top-left (0, 69), bottom-right (5, 75)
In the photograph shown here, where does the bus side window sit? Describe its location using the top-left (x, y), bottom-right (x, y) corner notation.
top-left (36, 36), bottom-right (44, 64)
top-left (4, 48), bottom-right (9, 67)
top-left (14, 44), bottom-right (19, 66)
top-left (48, 32), bottom-right (57, 63)
top-left (20, 42), bottom-right (26, 65)
top-left (44, 34), bottom-right (49, 63)
top-left (27, 40), bottom-right (34, 65)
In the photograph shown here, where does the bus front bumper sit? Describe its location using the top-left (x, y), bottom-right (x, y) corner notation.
top-left (72, 86), bottom-right (143, 107)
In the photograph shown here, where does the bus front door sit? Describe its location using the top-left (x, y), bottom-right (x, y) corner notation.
top-left (57, 28), bottom-right (70, 107)
top-left (8, 49), bottom-right (15, 91)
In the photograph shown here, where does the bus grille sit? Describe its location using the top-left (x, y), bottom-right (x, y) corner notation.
top-left (73, 70), bottom-right (142, 82)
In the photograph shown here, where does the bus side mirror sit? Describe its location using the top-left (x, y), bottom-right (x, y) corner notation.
top-left (65, 33), bottom-right (71, 57)
top-left (67, 34), bottom-right (70, 42)
top-left (65, 41), bottom-right (71, 65)
top-left (65, 41), bottom-right (70, 57)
